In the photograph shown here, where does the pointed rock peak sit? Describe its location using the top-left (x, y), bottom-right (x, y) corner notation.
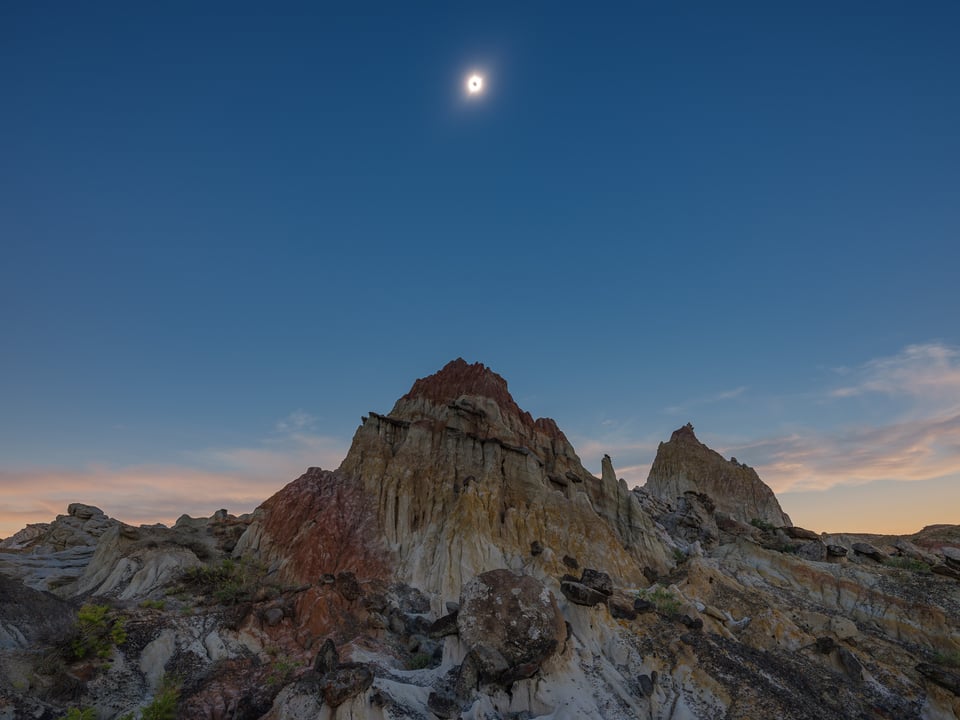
top-left (670, 423), bottom-right (698, 443)
top-left (647, 424), bottom-right (791, 527)
top-left (403, 358), bottom-right (524, 416)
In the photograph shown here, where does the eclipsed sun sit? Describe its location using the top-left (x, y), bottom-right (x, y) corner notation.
top-left (466, 74), bottom-right (484, 95)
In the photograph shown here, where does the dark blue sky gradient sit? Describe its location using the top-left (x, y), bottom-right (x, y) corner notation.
top-left (2, 2), bottom-right (958, 524)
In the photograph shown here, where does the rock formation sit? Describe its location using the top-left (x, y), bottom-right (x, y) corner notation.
top-left (1, 360), bottom-right (959, 720)
top-left (645, 422), bottom-right (792, 527)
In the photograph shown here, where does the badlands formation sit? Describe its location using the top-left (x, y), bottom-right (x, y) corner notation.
top-left (1, 359), bottom-right (959, 719)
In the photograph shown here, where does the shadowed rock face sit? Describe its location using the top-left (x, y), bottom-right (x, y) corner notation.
top-left (645, 423), bottom-right (791, 527)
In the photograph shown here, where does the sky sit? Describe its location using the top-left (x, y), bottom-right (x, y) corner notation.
top-left (2, 2), bottom-right (958, 538)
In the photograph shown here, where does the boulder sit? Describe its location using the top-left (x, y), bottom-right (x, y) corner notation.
top-left (579, 568), bottom-right (613, 596)
top-left (320, 663), bottom-right (373, 707)
top-left (427, 612), bottom-right (459, 639)
top-left (852, 542), bottom-right (886, 561)
top-left (313, 638), bottom-right (339, 676)
top-left (826, 544), bottom-right (848, 558)
top-left (786, 526), bottom-right (820, 541)
top-left (457, 570), bottom-right (565, 680)
top-left (560, 580), bottom-right (607, 607)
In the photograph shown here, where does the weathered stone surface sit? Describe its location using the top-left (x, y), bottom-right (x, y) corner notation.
top-left (645, 423), bottom-right (791, 527)
top-left (560, 580), bottom-right (607, 607)
top-left (313, 638), bottom-right (339, 675)
top-left (579, 568), bottom-right (613, 596)
top-left (428, 691), bottom-right (461, 718)
top-left (786, 526), bottom-right (820, 541)
top-left (826, 544), bottom-right (849, 557)
top-left (609, 602), bottom-right (637, 620)
top-left (457, 570), bottom-right (565, 677)
top-left (917, 662), bottom-right (960, 696)
top-left (837, 647), bottom-right (863, 682)
top-left (852, 542), bottom-right (885, 561)
top-left (336, 359), bottom-right (672, 600)
top-left (427, 612), bottom-right (459, 639)
top-left (319, 663), bottom-right (373, 707)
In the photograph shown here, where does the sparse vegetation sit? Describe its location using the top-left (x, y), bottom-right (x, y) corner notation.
top-left (932, 650), bottom-right (960, 668)
top-left (70, 603), bottom-right (127, 660)
top-left (139, 599), bottom-right (166, 610)
top-left (750, 518), bottom-right (776, 532)
top-left (883, 556), bottom-right (932, 574)
top-left (639, 586), bottom-right (681, 617)
top-left (58, 709), bottom-right (95, 720)
top-left (118, 675), bottom-right (181, 720)
top-left (672, 548), bottom-right (688, 564)
top-left (407, 652), bottom-right (432, 670)
top-left (265, 655), bottom-right (301, 686)
top-left (179, 558), bottom-right (264, 606)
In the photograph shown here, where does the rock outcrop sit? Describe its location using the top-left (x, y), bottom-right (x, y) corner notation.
top-left (2, 360), bottom-right (959, 720)
top-left (336, 358), bottom-right (672, 602)
top-left (645, 422), bottom-right (791, 527)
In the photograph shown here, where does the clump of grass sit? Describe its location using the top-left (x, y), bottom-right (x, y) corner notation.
top-left (265, 655), bottom-right (301, 686)
top-left (932, 650), bottom-right (960, 668)
top-left (139, 599), bottom-right (166, 610)
top-left (407, 652), bottom-right (432, 670)
top-left (70, 603), bottom-right (127, 660)
top-left (58, 709), bottom-right (95, 720)
top-left (639, 586), bottom-right (681, 617)
top-left (118, 674), bottom-right (181, 720)
top-left (672, 548), bottom-right (688, 565)
top-left (883, 556), bottom-right (932, 574)
top-left (179, 558), bottom-right (264, 606)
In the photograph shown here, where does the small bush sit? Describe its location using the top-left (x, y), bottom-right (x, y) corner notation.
top-left (933, 650), bottom-right (960, 668)
top-left (640, 586), bottom-right (681, 617)
top-left (672, 548), bottom-right (688, 564)
top-left (58, 709), bottom-right (95, 720)
top-left (883, 556), bottom-right (932, 574)
top-left (750, 518), bottom-right (776, 532)
top-left (265, 656), bottom-right (300, 686)
top-left (180, 558), bottom-right (263, 606)
top-left (407, 652), bottom-right (432, 670)
top-left (71, 604), bottom-right (127, 660)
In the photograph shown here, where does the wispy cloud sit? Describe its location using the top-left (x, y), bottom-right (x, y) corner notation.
top-left (829, 342), bottom-right (960, 407)
top-left (664, 386), bottom-right (747, 415)
top-left (274, 410), bottom-right (317, 433)
top-left (730, 342), bottom-right (960, 493)
top-left (0, 414), bottom-right (350, 540)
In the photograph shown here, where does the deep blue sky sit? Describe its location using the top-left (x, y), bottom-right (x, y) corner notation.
top-left (2, 2), bottom-right (958, 534)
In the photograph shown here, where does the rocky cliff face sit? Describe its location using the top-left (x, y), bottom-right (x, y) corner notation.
top-left (645, 422), bottom-right (792, 527)
top-left (1, 361), bottom-right (959, 720)
top-left (336, 358), bottom-right (671, 603)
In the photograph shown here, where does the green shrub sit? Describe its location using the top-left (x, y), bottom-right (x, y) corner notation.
top-left (883, 556), bottom-right (932, 573)
top-left (750, 518), bottom-right (776, 532)
top-left (120, 675), bottom-right (180, 720)
top-left (407, 652), bottom-right (432, 670)
top-left (141, 679), bottom-right (179, 720)
top-left (71, 604), bottom-right (127, 660)
top-left (639, 586), bottom-right (681, 617)
top-left (933, 650), bottom-right (960, 668)
top-left (139, 599), bottom-right (166, 610)
top-left (265, 655), bottom-right (300, 686)
top-left (180, 558), bottom-right (263, 606)
top-left (58, 709), bottom-right (95, 720)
